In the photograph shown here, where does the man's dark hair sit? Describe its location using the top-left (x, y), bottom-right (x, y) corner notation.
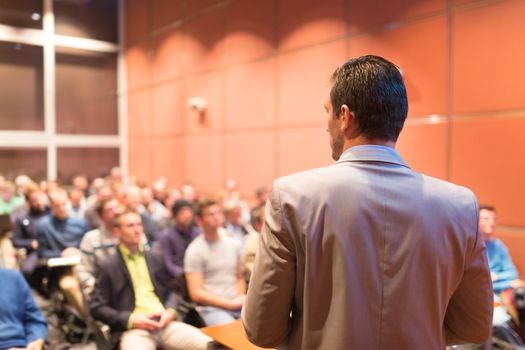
top-left (24, 184), bottom-right (41, 202)
top-left (330, 55), bottom-right (408, 141)
top-left (479, 204), bottom-right (496, 212)
top-left (95, 198), bottom-right (115, 216)
top-left (195, 198), bottom-right (218, 218)
top-left (171, 199), bottom-right (193, 217)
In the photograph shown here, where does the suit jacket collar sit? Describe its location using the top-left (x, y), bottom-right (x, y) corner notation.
top-left (115, 248), bottom-right (161, 297)
top-left (336, 145), bottom-right (410, 168)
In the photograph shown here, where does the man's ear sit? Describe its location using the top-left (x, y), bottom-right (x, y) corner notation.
top-left (113, 226), bottom-right (121, 238)
top-left (340, 104), bottom-right (359, 139)
top-left (339, 104), bottom-right (353, 130)
top-left (195, 216), bottom-right (203, 227)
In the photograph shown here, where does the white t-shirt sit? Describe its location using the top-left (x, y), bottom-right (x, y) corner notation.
top-left (184, 234), bottom-right (240, 300)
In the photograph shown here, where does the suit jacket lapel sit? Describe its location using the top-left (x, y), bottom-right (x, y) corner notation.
top-left (116, 249), bottom-right (134, 293)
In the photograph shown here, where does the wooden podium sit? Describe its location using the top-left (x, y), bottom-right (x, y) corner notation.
top-left (201, 320), bottom-right (273, 350)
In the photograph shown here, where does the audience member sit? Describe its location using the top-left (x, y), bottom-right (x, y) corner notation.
top-left (250, 185), bottom-right (268, 219)
top-left (164, 188), bottom-right (182, 217)
top-left (479, 204), bottom-right (520, 294)
top-left (40, 180), bottom-right (60, 196)
top-left (67, 188), bottom-right (87, 220)
top-left (77, 198), bottom-right (121, 296)
top-left (125, 185), bottom-right (159, 244)
top-left (84, 184), bottom-right (114, 229)
top-left (37, 188), bottom-right (88, 259)
top-left (0, 268), bottom-right (47, 350)
top-left (12, 186), bottom-right (49, 291)
top-left (141, 186), bottom-right (168, 230)
top-left (222, 199), bottom-right (256, 249)
top-left (14, 174), bottom-right (34, 197)
top-left (12, 187), bottom-right (48, 251)
top-left (185, 199), bottom-right (246, 326)
top-left (37, 188), bottom-right (88, 315)
top-left (0, 181), bottom-right (24, 215)
top-left (152, 177), bottom-right (169, 205)
top-left (89, 210), bottom-right (212, 350)
top-left (87, 177), bottom-right (106, 202)
top-left (159, 200), bottom-right (200, 281)
top-left (108, 166), bottom-right (123, 188)
top-left (72, 174), bottom-right (89, 196)
top-left (181, 183), bottom-right (197, 204)
top-left (223, 179), bottom-right (250, 225)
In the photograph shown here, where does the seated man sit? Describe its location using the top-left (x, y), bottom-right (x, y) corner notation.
top-left (158, 200), bottom-right (200, 281)
top-left (37, 188), bottom-right (89, 259)
top-left (12, 186), bottom-right (49, 255)
top-left (141, 186), bottom-right (168, 230)
top-left (0, 268), bottom-right (47, 350)
top-left (124, 185), bottom-right (159, 244)
top-left (480, 204), bottom-right (525, 329)
top-left (89, 209), bottom-right (212, 350)
top-left (76, 198), bottom-right (121, 297)
top-left (185, 199), bottom-right (246, 326)
top-left (479, 205), bottom-right (520, 293)
top-left (85, 184), bottom-right (114, 229)
top-left (37, 188), bottom-right (89, 314)
top-left (11, 186), bottom-right (49, 292)
top-left (67, 188), bottom-right (87, 220)
top-left (222, 199), bottom-right (256, 250)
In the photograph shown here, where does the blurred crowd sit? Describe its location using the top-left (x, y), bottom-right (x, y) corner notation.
top-left (0, 167), bottom-right (269, 349)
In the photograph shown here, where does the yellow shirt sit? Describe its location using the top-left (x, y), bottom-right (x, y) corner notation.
top-left (119, 245), bottom-right (165, 328)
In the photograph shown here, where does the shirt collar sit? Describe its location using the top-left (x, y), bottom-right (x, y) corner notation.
top-left (336, 145), bottom-right (410, 168)
top-left (119, 243), bottom-right (144, 259)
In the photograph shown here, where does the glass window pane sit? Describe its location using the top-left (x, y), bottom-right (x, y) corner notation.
top-left (57, 147), bottom-right (119, 184)
top-left (54, 0), bottom-right (118, 43)
top-left (56, 47), bottom-right (118, 135)
top-left (0, 0), bottom-right (43, 29)
top-left (0, 41), bottom-right (44, 130)
top-left (0, 148), bottom-right (47, 181)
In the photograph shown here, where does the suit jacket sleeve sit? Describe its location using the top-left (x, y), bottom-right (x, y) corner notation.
top-left (242, 180), bottom-right (296, 348)
top-left (88, 259), bottom-right (131, 332)
top-left (444, 199), bottom-right (493, 345)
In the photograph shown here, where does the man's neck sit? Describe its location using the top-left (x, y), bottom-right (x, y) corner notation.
top-left (175, 222), bottom-right (191, 232)
top-left (122, 243), bottom-right (139, 255)
top-left (343, 136), bottom-right (395, 152)
top-left (53, 215), bottom-right (67, 222)
top-left (103, 222), bottom-right (116, 237)
top-left (203, 229), bottom-right (220, 242)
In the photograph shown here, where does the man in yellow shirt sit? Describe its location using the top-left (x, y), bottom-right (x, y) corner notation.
top-left (89, 209), bottom-right (212, 349)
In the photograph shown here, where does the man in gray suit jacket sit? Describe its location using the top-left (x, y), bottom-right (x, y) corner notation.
top-left (242, 55), bottom-right (493, 349)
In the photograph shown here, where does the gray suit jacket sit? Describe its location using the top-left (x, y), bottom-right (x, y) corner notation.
top-left (242, 145), bottom-right (493, 350)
